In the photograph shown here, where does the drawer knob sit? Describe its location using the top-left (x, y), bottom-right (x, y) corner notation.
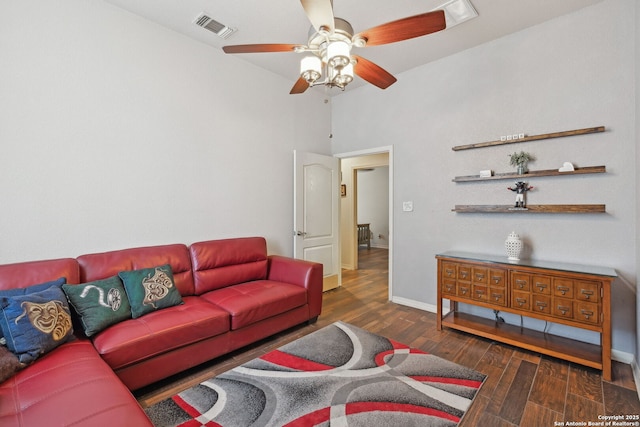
top-left (558, 306), bottom-right (570, 315)
top-left (516, 280), bottom-right (526, 289)
top-left (581, 309), bottom-right (594, 320)
top-left (581, 290), bottom-right (594, 299)
top-left (492, 276), bottom-right (502, 284)
top-left (557, 286), bottom-right (570, 295)
top-left (475, 273), bottom-right (485, 280)
top-left (492, 294), bottom-right (502, 301)
top-left (445, 269), bottom-right (454, 277)
top-left (516, 298), bottom-right (527, 306)
top-left (536, 302), bottom-right (548, 310)
top-left (460, 272), bottom-right (468, 279)
top-left (536, 283), bottom-right (547, 291)
top-left (461, 288), bottom-right (468, 295)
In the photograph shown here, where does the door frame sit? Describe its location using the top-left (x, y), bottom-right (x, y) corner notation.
top-left (335, 146), bottom-right (393, 301)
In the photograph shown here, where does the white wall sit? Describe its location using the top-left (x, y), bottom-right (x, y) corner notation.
top-left (636, 0), bottom-right (640, 371)
top-left (0, 0), bottom-right (331, 262)
top-left (357, 167), bottom-right (390, 248)
top-left (332, 0), bottom-right (637, 355)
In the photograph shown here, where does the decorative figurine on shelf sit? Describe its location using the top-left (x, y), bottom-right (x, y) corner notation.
top-left (508, 181), bottom-right (533, 208)
top-left (509, 151), bottom-right (534, 174)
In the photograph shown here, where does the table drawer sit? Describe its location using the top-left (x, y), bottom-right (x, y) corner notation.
top-left (554, 297), bottom-right (574, 319)
top-left (532, 276), bottom-right (552, 295)
top-left (472, 284), bottom-right (488, 302)
top-left (554, 278), bottom-right (574, 298)
top-left (441, 262), bottom-right (458, 280)
top-left (575, 301), bottom-right (600, 325)
top-left (512, 291), bottom-right (530, 310)
top-left (512, 273), bottom-right (530, 291)
top-left (532, 294), bottom-right (551, 315)
top-left (489, 287), bottom-right (507, 307)
top-left (472, 267), bottom-right (488, 284)
top-left (489, 269), bottom-right (506, 287)
top-left (575, 280), bottom-right (600, 303)
top-left (458, 283), bottom-right (472, 299)
top-left (458, 265), bottom-right (471, 281)
top-left (442, 278), bottom-right (457, 296)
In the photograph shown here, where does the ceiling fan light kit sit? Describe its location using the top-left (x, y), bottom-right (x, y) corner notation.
top-left (222, 0), bottom-right (463, 94)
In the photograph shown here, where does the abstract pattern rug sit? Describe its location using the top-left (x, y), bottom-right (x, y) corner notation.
top-left (145, 321), bottom-right (485, 426)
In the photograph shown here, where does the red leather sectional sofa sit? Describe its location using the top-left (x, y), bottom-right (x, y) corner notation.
top-left (0, 237), bottom-right (323, 426)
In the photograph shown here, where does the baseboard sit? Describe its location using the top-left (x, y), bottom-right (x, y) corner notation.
top-left (612, 349), bottom-right (635, 365)
top-left (391, 296), bottom-right (437, 314)
top-left (634, 360), bottom-right (640, 400)
top-left (370, 243), bottom-right (389, 249)
top-left (627, 355), bottom-right (640, 400)
top-left (392, 296), bottom-right (639, 396)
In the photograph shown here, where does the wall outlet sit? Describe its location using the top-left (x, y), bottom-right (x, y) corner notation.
top-left (403, 201), bottom-right (414, 212)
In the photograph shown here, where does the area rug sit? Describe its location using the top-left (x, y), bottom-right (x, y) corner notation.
top-left (145, 321), bottom-right (485, 426)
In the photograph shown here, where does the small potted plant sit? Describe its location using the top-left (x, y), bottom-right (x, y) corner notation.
top-left (509, 151), bottom-right (534, 174)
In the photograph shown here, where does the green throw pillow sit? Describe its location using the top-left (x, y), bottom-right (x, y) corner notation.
top-left (62, 276), bottom-right (132, 337)
top-left (118, 264), bottom-right (183, 319)
top-left (0, 285), bottom-right (75, 364)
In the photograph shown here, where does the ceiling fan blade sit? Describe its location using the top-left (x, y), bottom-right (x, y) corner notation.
top-left (354, 10), bottom-right (446, 47)
top-left (352, 55), bottom-right (397, 89)
top-left (290, 77), bottom-right (310, 94)
top-left (222, 44), bottom-right (301, 54)
top-left (300, 0), bottom-right (335, 33)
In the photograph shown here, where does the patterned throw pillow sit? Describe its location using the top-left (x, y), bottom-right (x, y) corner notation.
top-left (62, 276), bottom-right (132, 337)
top-left (0, 278), bottom-right (66, 340)
top-left (0, 285), bottom-right (74, 364)
top-left (118, 264), bottom-right (183, 319)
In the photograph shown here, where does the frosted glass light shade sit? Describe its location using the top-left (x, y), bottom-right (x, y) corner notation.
top-left (300, 56), bottom-right (322, 83)
top-left (327, 41), bottom-right (350, 69)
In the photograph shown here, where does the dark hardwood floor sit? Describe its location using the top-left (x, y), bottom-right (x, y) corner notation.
top-left (136, 247), bottom-right (640, 426)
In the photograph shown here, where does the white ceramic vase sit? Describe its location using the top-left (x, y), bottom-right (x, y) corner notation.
top-left (505, 231), bottom-right (523, 261)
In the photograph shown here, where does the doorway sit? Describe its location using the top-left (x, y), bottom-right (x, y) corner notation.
top-left (336, 147), bottom-right (392, 300)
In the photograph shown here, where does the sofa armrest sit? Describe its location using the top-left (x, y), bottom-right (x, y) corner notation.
top-left (267, 256), bottom-right (323, 319)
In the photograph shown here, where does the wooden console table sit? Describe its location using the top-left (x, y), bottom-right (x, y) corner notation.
top-left (436, 251), bottom-right (616, 380)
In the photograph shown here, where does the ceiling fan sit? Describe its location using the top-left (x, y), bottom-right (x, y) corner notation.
top-left (222, 0), bottom-right (446, 94)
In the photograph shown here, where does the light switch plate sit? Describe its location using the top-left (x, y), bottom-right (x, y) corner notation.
top-left (403, 201), bottom-right (414, 212)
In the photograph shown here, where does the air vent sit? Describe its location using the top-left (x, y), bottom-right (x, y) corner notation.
top-left (194, 13), bottom-right (235, 39)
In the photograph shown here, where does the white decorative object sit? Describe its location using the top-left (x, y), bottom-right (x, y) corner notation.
top-left (479, 169), bottom-right (493, 177)
top-left (559, 162), bottom-right (575, 172)
top-left (505, 231), bottom-right (523, 261)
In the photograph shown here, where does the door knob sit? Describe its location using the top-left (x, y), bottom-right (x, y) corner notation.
top-left (294, 231), bottom-right (307, 236)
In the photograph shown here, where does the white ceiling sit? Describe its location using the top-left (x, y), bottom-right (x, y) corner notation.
top-left (103, 0), bottom-right (603, 93)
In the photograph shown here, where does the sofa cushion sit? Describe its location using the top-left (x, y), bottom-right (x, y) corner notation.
top-left (0, 285), bottom-right (75, 364)
top-left (62, 276), bottom-right (132, 337)
top-left (0, 259), bottom-right (79, 291)
top-left (78, 244), bottom-right (195, 296)
top-left (190, 237), bottom-right (268, 294)
top-left (92, 296), bottom-right (229, 370)
top-left (201, 280), bottom-right (307, 330)
top-left (119, 264), bottom-right (183, 318)
top-left (0, 340), bottom-right (152, 427)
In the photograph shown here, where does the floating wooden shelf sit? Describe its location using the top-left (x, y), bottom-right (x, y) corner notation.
top-left (452, 126), bottom-right (605, 151)
top-left (453, 165), bottom-right (606, 182)
top-left (452, 204), bottom-right (606, 213)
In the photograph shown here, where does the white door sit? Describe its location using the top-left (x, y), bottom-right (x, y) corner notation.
top-left (293, 151), bottom-right (340, 291)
